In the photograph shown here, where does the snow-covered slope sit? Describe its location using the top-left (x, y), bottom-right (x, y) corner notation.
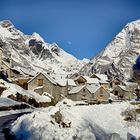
top-left (11, 99), bottom-right (140, 140)
top-left (0, 20), bottom-right (85, 77)
top-left (0, 97), bottom-right (22, 107)
top-left (80, 20), bottom-right (140, 80)
top-left (0, 79), bottom-right (51, 103)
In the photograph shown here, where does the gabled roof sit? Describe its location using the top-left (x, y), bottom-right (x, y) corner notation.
top-left (28, 72), bottom-right (57, 85)
top-left (123, 82), bottom-right (138, 87)
top-left (1, 60), bottom-right (24, 75)
top-left (74, 75), bottom-right (99, 84)
top-left (56, 79), bottom-right (76, 87)
top-left (117, 85), bottom-right (127, 91)
top-left (91, 73), bottom-right (108, 81)
top-left (69, 85), bottom-right (85, 94)
top-left (110, 78), bottom-right (122, 83)
top-left (74, 75), bottom-right (86, 81)
top-left (99, 80), bottom-right (109, 84)
top-left (83, 76), bottom-right (99, 84)
top-left (112, 85), bottom-right (130, 92)
top-left (69, 85), bottom-right (107, 95)
top-left (86, 85), bottom-right (101, 93)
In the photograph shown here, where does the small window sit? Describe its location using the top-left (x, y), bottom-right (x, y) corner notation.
top-left (119, 95), bottom-right (124, 99)
top-left (83, 94), bottom-right (86, 97)
top-left (38, 79), bottom-right (43, 86)
top-left (115, 82), bottom-right (120, 85)
top-left (114, 91), bottom-right (118, 96)
top-left (100, 95), bottom-right (103, 97)
top-left (83, 88), bottom-right (85, 92)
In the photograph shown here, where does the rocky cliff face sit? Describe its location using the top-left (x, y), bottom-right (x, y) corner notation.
top-left (0, 20), bottom-right (86, 78)
top-left (80, 20), bottom-right (140, 80)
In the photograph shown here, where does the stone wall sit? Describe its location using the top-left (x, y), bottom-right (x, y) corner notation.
top-left (68, 87), bottom-right (93, 101)
top-left (94, 87), bottom-right (109, 102)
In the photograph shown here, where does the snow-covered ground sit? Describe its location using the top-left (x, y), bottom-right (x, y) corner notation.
top-left (11, 99), bottom-right (140, 140)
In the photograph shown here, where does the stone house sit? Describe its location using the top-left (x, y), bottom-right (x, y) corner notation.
top-left (68, 85), bottom-right (92, 102)
top-left (28, 72), bottom-right (67, 102)
top-left (110, 78), bottom-right (123, 88)
top-left (28, 72), bottom-right (58, 97)
top-left (123, 82), bottom-right (138, 92)
top-left (68, 85), bottom-right (109, 103)
top-left (56, 79), bottom-right (76, 97)
top-left (111, 85), bottom-right (134, 100)
top-left (99, 80), bottom-right (109, 90)
top-left (86, 85), bottom-right (110, 102)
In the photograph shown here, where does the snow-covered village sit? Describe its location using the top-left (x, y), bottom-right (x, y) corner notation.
top-left (0, 1), bottom-right (140, 140)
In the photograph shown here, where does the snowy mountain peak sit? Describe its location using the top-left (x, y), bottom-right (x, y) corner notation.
top-left (31, 32), bottom-right (45, 43)
top-left (0, 20), bottom-right (86, 78)
top-left (80, 19), bottom-right (140, 80)
top-left (0, 20), bottom-right (14, 28)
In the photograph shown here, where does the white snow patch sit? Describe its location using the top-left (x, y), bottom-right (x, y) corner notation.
top-left (11, 100), bottom-right (140, 140)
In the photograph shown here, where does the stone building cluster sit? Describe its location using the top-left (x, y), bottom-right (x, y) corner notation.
top-left (0, 47), bottom-right (139, 104)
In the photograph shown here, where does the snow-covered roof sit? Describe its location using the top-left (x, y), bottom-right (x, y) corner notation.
top-left (67, 79), bottom-right (77, 86)
top-left (99, 80), bottom-right (109, 84)
top-left (123, 82), bottom-right (138, 87)
top-left (56, 79), bottom-right (76, 87)
top-left (112, 85), bottom-right (130, 92)
top-left (69, 85), bottom-right (85, 94)
top-left (28, 72), bottom-right (57, 85)
top-left (83, 76), bottom-right (99, 84)
top-left (86, 85), bottom-right (101, 94)
top-left (20, 67), bottom-right (36, 76)
top-left (1, 60), bottom-right (25, 76)
top-left (74, 75), bottom-right (99, 84)
top-left (91, 74), bottom-right (108, 81)
top-left (69, 84), bottom-right (106, 95)
top-left (109, 93), bottom-right (118, 101)
top-left (118, 85), bottom-right (127, 91)
top-left (14, 77), bottom-right (31, 81)
top-left (110, 78), bottom-right (122, 82)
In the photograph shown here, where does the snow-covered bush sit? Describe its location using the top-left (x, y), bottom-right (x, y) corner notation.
top-left (121, 108), bottom-right (137, 122)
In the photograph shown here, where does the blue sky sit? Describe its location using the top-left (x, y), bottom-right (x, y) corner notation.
top-left (0, 0), bottom-right (140, 59)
